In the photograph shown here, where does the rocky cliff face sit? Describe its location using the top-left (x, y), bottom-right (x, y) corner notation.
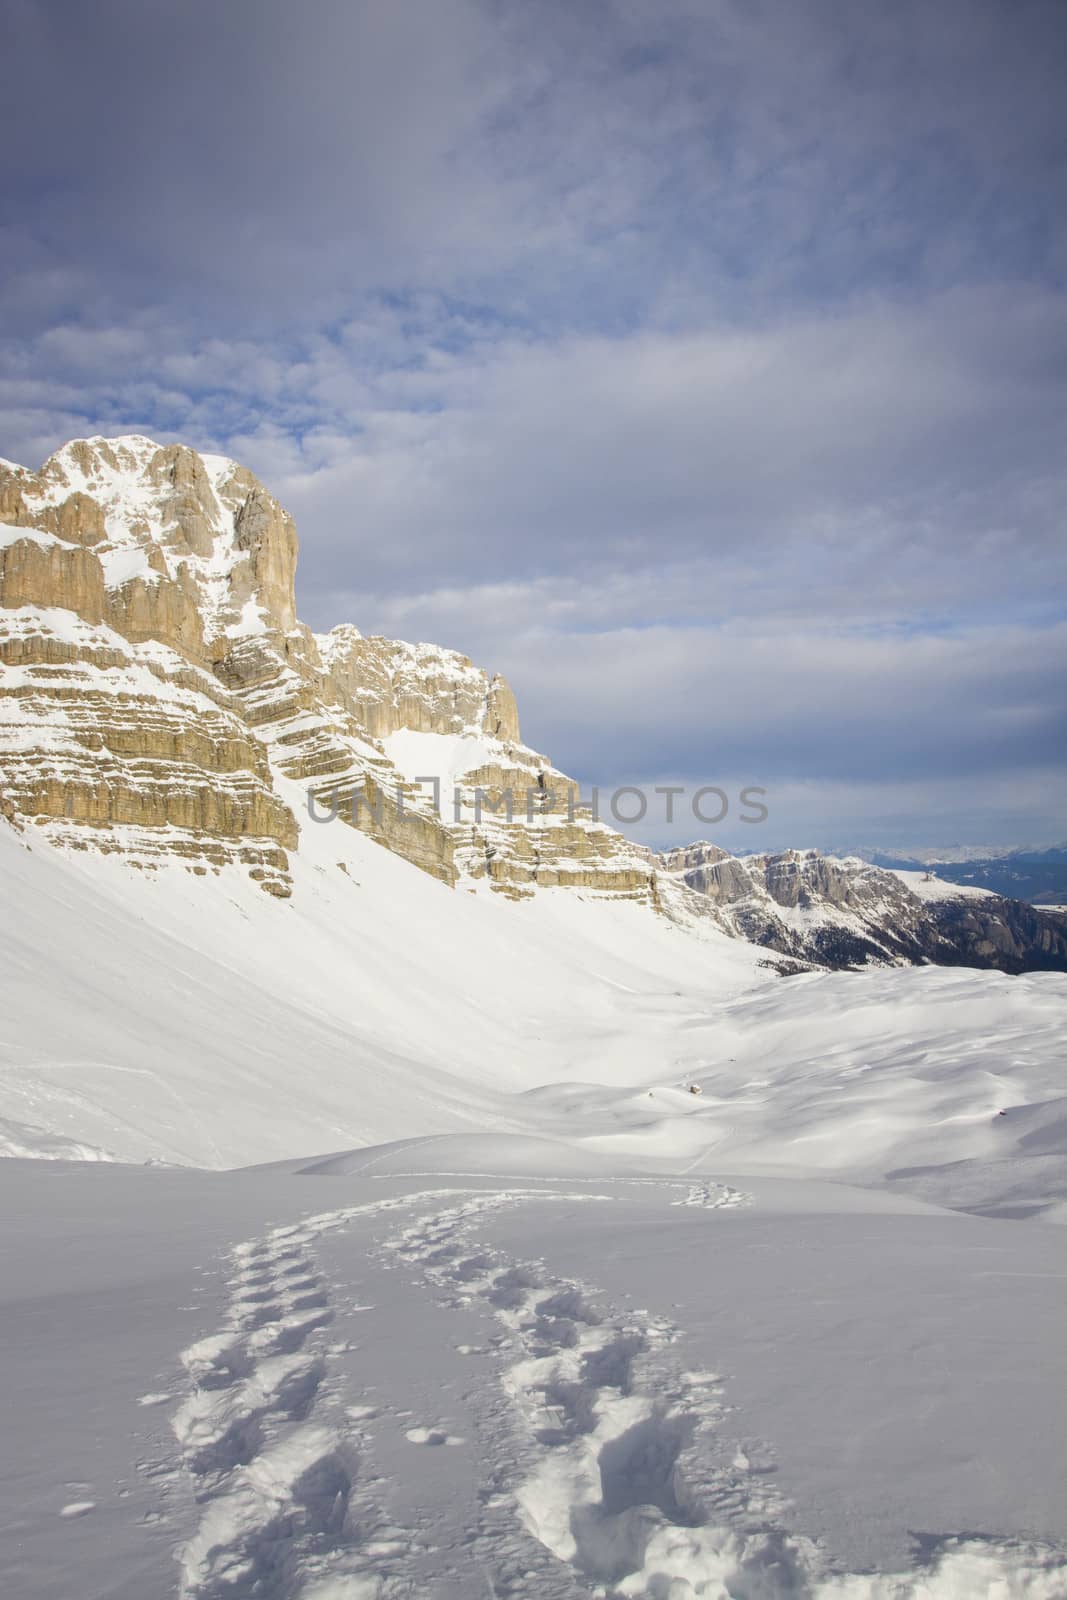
top-left (661, 843), bottom-right (1067, 974)
top-left (0, 436), bottom-right (653, 901)
top-left (2, 435), bottom-right (1060, 973)
top-left (0, 436), bottom-right (298, 656)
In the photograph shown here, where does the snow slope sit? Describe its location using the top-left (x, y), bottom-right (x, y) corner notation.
top-left (2, 1158), bottom-right (1065, 1600)
top-left (3, 810), bottom-right (1067, 1219)
top-left (0, 803), bottom-right (761, 1167)
top-left (523, 964), bottom-right (1067, 1218)
top-left (891, 868), bottom-right (997, 901)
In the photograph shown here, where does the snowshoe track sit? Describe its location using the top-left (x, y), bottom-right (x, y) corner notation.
top-left (165, 1186), bottom-right (1067, 1599)
top-left (381, 1193), bottom-right (1067, 1598)
top-left (172, 1191), bottom-right (474, 1599)
top-left (383, 1192), bottom-right (810, 1597)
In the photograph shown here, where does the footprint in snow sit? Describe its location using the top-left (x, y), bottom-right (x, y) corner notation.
top-left (404, 1425), bottom-right (465, 1447)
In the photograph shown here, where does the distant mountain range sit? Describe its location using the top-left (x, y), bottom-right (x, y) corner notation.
top-left (849, 846), bottom-right (1067, 906)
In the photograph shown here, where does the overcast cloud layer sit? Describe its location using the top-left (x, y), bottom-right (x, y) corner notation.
top-left (3, 0), bottom-right (1065, 849)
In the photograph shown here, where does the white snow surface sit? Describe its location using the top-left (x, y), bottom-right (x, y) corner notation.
top-left (2, 786), bottom-right (1067, 1596)
top-left (382, 727), bottom-right (516, 793)
top-left (2, 1161), bottom-right (1065, 1599)
top-left (0, 801), bottom-right (761, 1169)
top-left (0, 519), bottom-right (64, 549)
top-left (3, 802), bottom-right (1067, 1214)
top-left (891, 869), bottom-right (998, 902)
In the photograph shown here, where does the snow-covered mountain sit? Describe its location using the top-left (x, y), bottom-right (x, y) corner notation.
top-left (863, 845), bottom-right (1067, 907)
top-left (836, 843), bottom-right (1067, 905)
top-left (2, 431), bottom-right (1066, 1173)
top-left (843, 842), bottom-right (1031, 865)
top-left (662, 843), bottom-right (1067, 973)
top-left (0, 435), bottom-right (655, 899)
top-left (3, 435), bottom-right (1064, 983)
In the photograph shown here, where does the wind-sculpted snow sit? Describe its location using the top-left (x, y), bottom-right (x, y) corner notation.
top-left (6, 815), bottom-right (1067, 1223)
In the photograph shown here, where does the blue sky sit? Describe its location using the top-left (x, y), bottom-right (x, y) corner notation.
top-left (3, 0), bottom-right (1065, 849)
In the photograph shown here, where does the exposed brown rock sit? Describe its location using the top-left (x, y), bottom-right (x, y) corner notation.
top-left (0, 528), bottom-right (107, 622)
top-left (1, 435), bottom-right (654, 904)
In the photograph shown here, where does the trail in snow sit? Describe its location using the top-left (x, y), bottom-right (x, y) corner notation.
top-left (669, 1181), bottom-right (750, 1209)
top-left (383, 1192), bottom-right (811, 1597)
top-left (172, 1190), bottom-right (476, 1599)
top-left (381, 1192), bottom-right (1067, 1600)
top-left (166, 1185), bottom-right (1067, 1599)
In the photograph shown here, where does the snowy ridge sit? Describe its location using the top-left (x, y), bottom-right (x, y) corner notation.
top-left (892, 868), bottom-right (998, 902)
top-left (0, 520), bottom-right (62, 550)
top-left (663, 844), bottom-right (1067, 973)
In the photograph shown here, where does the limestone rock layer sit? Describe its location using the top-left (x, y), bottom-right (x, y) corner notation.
top-left (0, 436), bottom-right (653, 900)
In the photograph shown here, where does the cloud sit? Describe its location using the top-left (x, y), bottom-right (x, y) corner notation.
top-left (2, 0), bottom-right (1065, 846)
top-left (4, 0), bottom-right (1064, 334)
top-left (616, 766), bottom-right (1067, 854)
